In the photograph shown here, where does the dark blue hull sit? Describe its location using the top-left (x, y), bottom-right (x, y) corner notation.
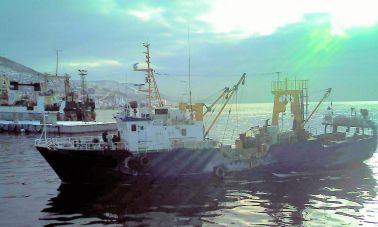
top-left (36, 147), bottom-right (225, 184)
top-left (251, 136), bottom-right (377, 175)
top-left (36, 136), bottom-right (377, 184)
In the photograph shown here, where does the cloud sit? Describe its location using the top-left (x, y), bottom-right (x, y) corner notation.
top-left (64, 59), bottom-right (121, 69)
top-left (197, 0), bottom-right (378, 39)
top-left (127, 5), bottom-right (164, 22)
top-left (1, 0), bottom-right (378, 101)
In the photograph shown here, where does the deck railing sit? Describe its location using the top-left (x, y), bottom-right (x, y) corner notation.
top-left (35, 136), bottom-right (128, 151)
top-left (271, 79), bottom-right (308, 92)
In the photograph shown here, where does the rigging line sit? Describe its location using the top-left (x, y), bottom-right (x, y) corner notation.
top-left (230, 101), bottom-right (235, 140)
top-left (209, 97), bottom-right (229, 139)
top-left (221, 108), bottom-right (231, 143)
top-left (204, 105), bottom-right (217, 126)
top-left (231, 128), bottom-right (236, 142)
top-left (204, 87), bottom-right (227, 126)
top-left (236, 88), bottom-right (239, 135)
top-left (308, 89), bottom-right (329, 95)
top-left (204, 109), bottom-right (216, 128)
top-left (199, 88), bottom-right (227, 103)
top-left (222, 108), bottom-right (232, 142)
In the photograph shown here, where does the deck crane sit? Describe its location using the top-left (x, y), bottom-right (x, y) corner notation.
top-left (302, 88), bottom-right (332, 127)
top-left (204, 73), bottom-right (246, 138)
top-left (40, 73), bottom-right (71, 100)
top-left (203, 87), bottom-right (230, 117)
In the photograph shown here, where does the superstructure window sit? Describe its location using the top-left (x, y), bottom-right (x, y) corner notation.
top-left (181, 128), bottom-right (187, 136)
top-left (131, 124), bottom-right (137, 132)
top-left (155, 108), bottom-right (168, 115)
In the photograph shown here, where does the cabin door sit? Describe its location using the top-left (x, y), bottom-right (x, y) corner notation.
top-left (137, 124), bottom-right (148, 151)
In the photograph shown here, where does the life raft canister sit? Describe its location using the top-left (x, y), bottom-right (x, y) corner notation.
top-left (47, 143), bottom-right (57, 151)
top-left (139, 156), bottom-right (150, 168)
top-left (124, 157), bottom-right (138, 169)
top-left (214, 166), bottom-right (226, 178)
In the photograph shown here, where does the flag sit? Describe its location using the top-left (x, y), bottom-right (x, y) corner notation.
top-left (133, 63), bottom-right (139, 71)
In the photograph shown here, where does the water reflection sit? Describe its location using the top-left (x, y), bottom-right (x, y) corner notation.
top-left (41, 179), bottom-right (229, 226)
top-left (41, 164), bottom-right (377, 226)
top-left (221, 164), bottom-right (377, 226)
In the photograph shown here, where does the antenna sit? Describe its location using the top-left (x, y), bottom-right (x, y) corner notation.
top-left (275, 71), bottom-right (280, 81)
top-left (188, 26), bottom-right (193, 119)
top-left (78, 69), bottom-right (88, 102)
top-left (55, 50), bottom-right (62, 76)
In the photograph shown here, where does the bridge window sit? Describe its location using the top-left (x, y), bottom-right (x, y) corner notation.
top-left (131, 124), bottom-right (136, 132)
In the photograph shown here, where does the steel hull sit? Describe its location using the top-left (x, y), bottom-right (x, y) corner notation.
top-left (36, 136), bottom-right (377, 184)
top-left (36, 147), bottom-right (225, 184)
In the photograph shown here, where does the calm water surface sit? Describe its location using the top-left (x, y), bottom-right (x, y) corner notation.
top-left (0, 102), bottom-right (377, 226)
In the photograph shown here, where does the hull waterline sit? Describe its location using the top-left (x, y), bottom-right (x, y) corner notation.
top-left (36, 135), bottom-right (377, 184)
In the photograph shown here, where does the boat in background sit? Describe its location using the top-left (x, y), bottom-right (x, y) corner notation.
top-left (34, 44), bottom-right (377, 184)
top-left (0, 73), bottom-right (116, 134)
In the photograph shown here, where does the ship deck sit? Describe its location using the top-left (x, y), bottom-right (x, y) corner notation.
top-left (0, 120), bottom-right (117, 134)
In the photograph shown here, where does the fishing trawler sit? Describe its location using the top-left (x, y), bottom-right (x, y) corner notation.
top-left (35, 43), bottom-right (229, 183)
top-left (0, 73), bottom-right (96, 123)
top-left (35, 44), bottom-right (377, 184)
top-left (0, 70), bottom-right (117, 134)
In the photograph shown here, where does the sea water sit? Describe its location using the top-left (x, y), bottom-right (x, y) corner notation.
top-left (0, 102), bottom-right (377, 226)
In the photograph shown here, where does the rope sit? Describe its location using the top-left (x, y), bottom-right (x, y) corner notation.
top-left (236, 90), bottom-right (239, 135)
top-left (199, 88), bottom-right (226, 103)
top-left (222, 108), bottom-right (232, 142)
top-left (204, 96), bottom-right (226, 138)
top-left (204, 106), bottom-right (216, 126)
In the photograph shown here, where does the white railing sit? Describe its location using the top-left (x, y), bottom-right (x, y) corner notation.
top-left (307, 127), bottom-right (318, 135)
top-left (35, 136), bottom-right (128, 151)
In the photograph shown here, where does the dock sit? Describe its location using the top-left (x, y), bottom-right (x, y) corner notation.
top-left (0, 120), bottom-right (117, 134)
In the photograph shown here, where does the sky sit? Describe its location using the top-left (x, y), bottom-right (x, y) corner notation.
top-left (1, 0), bottom-right (378, 102)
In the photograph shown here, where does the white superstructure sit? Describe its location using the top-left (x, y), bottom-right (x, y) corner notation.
top-left (114, 101), bottom-right (214, 152)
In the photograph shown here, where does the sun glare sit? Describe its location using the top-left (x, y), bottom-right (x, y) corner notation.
top-left (198, 0), bottom-right (378, 38)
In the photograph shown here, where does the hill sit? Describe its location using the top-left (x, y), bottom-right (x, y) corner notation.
top-left (0, 56), bottom-right (142, 108)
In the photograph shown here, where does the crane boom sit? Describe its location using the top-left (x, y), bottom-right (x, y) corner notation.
top-left (40, 73), bottom-right (71, 99)
top-left (204, 73), bottom-right (246, 138)
top-left (203, 87), bottom-right (230, 117)
top-left (303, 88), bottom-right (332, 126)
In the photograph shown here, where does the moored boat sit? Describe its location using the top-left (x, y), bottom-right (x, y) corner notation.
top-left (35, 44), bottom-right (377, 184)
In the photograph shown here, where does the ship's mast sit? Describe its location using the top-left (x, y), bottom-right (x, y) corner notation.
top-left (188, 27), bottom-right (193, 119)
top-left (78, 69), bottom-right (88, 102)
top-left (55, 50), bottom-right (62, 77)
top-left (135, 43), bottom-right (164, 110)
